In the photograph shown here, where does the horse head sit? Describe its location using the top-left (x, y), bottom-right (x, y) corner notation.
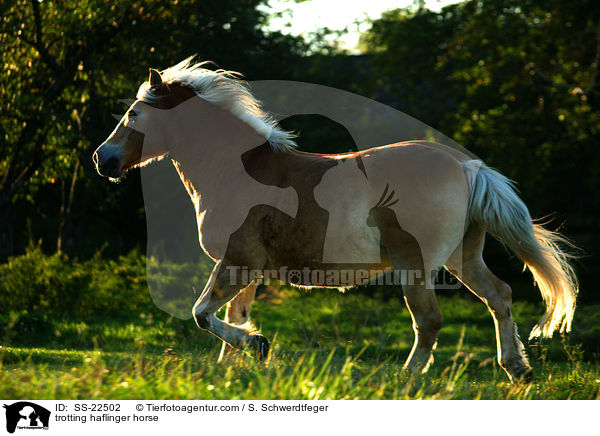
top-left (93, 68), bottom-right (196, 180)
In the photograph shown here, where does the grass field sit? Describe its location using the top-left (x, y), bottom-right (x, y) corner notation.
top-left (2, 286), bottom-right (600, 400)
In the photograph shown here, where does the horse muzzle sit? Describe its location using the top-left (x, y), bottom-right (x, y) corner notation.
top-left (93, 151), bottom-right (122, 178)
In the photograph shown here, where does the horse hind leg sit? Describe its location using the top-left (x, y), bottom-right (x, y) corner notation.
top-left (402, 285), bottom-right (443, 373)
top-left (446, 225), bottom-right (531, 382)
top-left (374, 209), bottom-right (443, 374)
top-left (218, 280), bottom-right (259, 361)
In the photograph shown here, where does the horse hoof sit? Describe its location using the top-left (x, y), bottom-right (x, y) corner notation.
top-left (249, 334), bottom-right (270, 361)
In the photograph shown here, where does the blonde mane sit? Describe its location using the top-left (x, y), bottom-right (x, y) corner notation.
top-left (136, 57), bottom-right (297, 152)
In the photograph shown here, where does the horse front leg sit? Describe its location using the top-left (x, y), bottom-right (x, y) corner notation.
top-left (218, 280), bottom-right (260, 361)
top-left (192, 261), bottom-right (269, 360)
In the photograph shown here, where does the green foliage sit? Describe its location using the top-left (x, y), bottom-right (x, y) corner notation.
top-left (363, 0), bottom-right (600, 228)
top-left (145, 255), bottom-right (214, 318)
top-left (0, 244), bottom-right (151, 319)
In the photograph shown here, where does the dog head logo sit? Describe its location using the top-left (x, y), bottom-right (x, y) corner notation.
top-left (3, 402), bottom-right (50, 433)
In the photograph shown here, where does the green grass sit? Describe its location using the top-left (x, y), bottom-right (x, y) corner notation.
top-left (1, 289), bottom-right (599, 399)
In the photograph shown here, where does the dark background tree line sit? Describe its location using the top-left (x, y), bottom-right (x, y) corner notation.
top-left (1, 0), bottom-right (598, 303)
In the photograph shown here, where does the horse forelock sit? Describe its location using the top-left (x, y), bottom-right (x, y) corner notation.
top-left (136, 57), bottom-right (297, 151)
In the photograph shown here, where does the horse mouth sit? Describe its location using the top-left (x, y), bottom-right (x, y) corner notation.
top-left (96, 156), bottom-right (123, 179)
top-left (101, 167), bottom-right (123, 179)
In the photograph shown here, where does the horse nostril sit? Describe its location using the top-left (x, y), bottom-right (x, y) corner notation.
top-left (98, 156), bottom-right (120, 177)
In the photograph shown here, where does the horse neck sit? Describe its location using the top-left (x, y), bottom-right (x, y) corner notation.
top-left (169, 125), bottom-right (269, 212)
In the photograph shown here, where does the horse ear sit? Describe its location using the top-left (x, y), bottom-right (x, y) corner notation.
top-left (149, 68), bottom-right (163, 88)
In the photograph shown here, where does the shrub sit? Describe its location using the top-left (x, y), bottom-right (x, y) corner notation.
top-left (0, 245), bottom-right (152, 319)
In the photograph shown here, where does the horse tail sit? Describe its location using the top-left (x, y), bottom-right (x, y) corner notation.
top-left (462, 160), bottom-right (578, 339)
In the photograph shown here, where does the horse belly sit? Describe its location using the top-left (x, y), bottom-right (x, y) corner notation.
top-left (320, 215), bottom-right (382, 264)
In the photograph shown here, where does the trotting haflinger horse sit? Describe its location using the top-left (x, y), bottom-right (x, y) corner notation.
top-left (93, 58), bottom-right (578, 382)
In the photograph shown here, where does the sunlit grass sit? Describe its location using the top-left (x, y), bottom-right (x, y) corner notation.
top-left (1, 291), bottom-right (599, 399)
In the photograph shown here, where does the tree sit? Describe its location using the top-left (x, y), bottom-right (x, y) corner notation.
top-left (363, 0), bottom-right (600, 227)
top-left (0, 0), bottom-right (307, 258)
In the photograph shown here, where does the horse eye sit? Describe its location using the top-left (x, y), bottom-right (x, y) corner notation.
top-left (129, 110), bottom-right (137, 117)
